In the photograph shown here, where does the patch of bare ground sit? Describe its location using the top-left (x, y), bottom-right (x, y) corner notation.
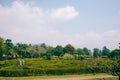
top-left (42, 75), bottom-right (116, 80)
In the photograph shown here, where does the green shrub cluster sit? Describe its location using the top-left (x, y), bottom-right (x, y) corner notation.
top-left (0, 68), bottom-right (93, 76)
top-left (0, 58), bottom-right (107, 76)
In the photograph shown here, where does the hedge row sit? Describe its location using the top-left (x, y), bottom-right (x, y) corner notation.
top-left (0, 59), bottom-right (109, 76)
top-left (0, 67), bottom-right (104, 77)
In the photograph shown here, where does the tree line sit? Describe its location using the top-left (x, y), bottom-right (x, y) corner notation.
top-left (0, 36), bottom-right (119, 60)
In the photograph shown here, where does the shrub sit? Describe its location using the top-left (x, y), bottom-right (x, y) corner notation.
top-left (62, 53), bottom-right (75, 60)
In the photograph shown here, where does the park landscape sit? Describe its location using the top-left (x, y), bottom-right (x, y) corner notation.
top-left (0, 37), bottom-right (120, 80)
top-left (0, 0), bottom-right (120, 80)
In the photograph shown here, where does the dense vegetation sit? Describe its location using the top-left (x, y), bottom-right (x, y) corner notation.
top-left (0, 37), bottom-right (116, 59)
top-left (0, 58), bottom-right (112, 76)
top-left (0, 36), bottom-right (120, 79)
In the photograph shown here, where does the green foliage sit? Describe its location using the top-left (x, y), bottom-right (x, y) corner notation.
top-left (0, 36), bottom-right (117, 60)
top-left (87, 58), bottom-right (107, 75)
top-left (0, 70), bottom-right (26, 76)
top-left (0, 58), bottom-right (118, 77)
top-left (46, 46), bottom-right (54, 54)
top-left (45, 53), bottom-right (51, 60)
top-left (101, 46), bottom-right (110, 56)
top-left (5, 39), bottom-right (13, 51)
top-left (0, 58), bottom-right (96, 76)
top-left (62, 53), bottom-right (75, 60)
top-left (0, 36), bottom-right (120, 78)
top-left (109, 49), bottom-right (120, 58)
top-left (40, 43), bottom-right (47, 48)
top-left (104, 58), bottom-right (120, 79)
top-left (64, 44), bottom-right (75, 54)
top-left (0, 37), bottom-right (5, 59)
top-left (15, 43), bottom-right (29, 58)
top-left (93, 48), bottom-right (101, 57)
top-left (83, 47), bottom-right (92, 56)
top-left (27, 45), bottom-right (46, 58)
top-left (76, 48), bottom-right (85, 55)
top-left (78, 55), bottom-right (85, 60)
top-left (52, 45), bottom-right (63, 57)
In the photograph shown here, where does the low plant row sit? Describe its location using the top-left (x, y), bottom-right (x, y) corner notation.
top-left (0, 67), bottom-right (104, 77)
top-left (0, 58), bottom-right (109, 76)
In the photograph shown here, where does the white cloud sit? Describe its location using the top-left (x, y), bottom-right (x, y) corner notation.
top-left (36, 30), bottom-right (120, 50)
top-left (50, 6), bottom-right (79, 21)
top-left (0, 1), bottom-right (79, 43)
top-left (0, 1), bottom-right (119, 50)
top-left (0, 1), bottom-right (78, 23)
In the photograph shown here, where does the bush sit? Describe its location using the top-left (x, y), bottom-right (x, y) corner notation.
top-left (0, 68), bottom-right (92, 76)
top-left (0, 70), bottom-right (27, 76)
top-left (62, 53), bottom-right (75, 60)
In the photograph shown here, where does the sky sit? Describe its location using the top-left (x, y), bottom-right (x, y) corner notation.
top-left (0, 0), bottom-right (120, 50)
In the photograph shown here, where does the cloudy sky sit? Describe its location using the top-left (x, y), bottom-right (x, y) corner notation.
top-left (0, 0), bottom-right (120, 50)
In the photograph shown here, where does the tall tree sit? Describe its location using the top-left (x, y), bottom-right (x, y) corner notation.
top-left (27, 45), bottom-right (46, 58)
top-left (46, 46), bottom-right (54, 54)
top-left (101, 46), bottom-right (110, 56)
top-left (40, 43), bottom-right (47, 48)
top-left (5, 39), bottom-right (14, 58)
top-left (76, 48), bottom-right (85, 55)
top-left (109, 49), bottom-right (120, 58)
top-left (93, 48), bottom-right (101, 57)
top-left (15, 43), bottom-right (28, 58)
top-left (0, 37), bottom-right (5, 59)
top-left (64, 44), bottom-right (75, 54)
top-left (83, 47), bottom-right (92, 56)
top-left (52, 45), bottom-right (63, 57)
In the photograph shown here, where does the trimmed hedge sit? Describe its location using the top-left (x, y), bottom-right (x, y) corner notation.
top-left (0, 67), bottom-right (104, 77)
top-left (0, 70), bottom-right (28, 76)
top-left (0, 59), bottom-right (108, 76)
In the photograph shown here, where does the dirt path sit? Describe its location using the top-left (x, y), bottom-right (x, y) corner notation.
top-left (0, 74), bottom-right (117, 80)
top-left (43, 75), bottom-right (117, 80)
